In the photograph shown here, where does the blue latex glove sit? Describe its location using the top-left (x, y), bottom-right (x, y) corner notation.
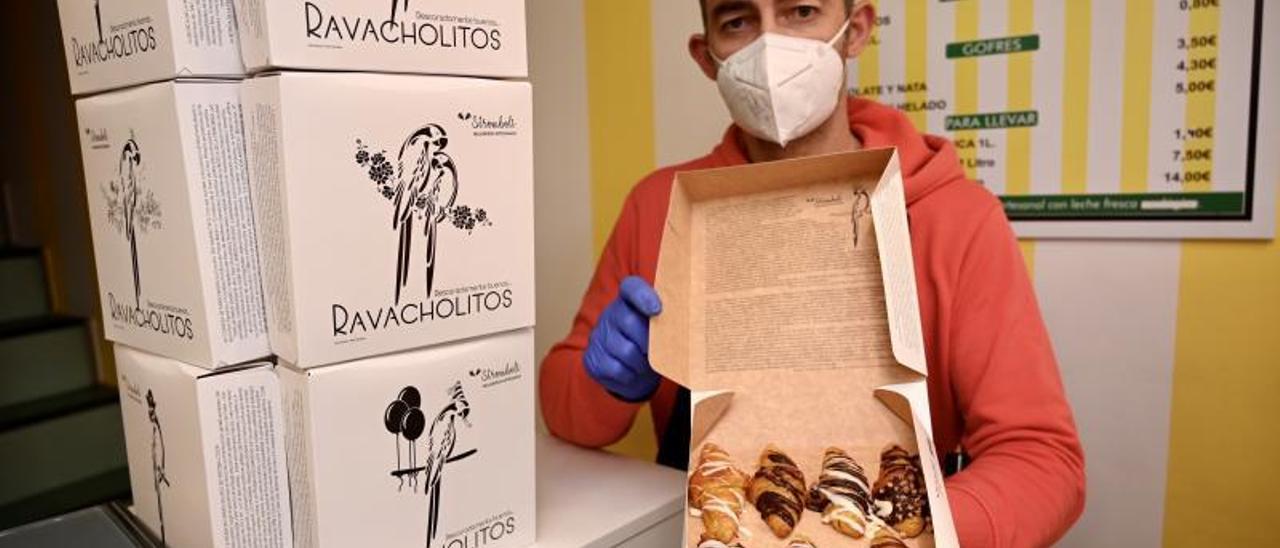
top-left (584, 276), bottom-right (663, 402)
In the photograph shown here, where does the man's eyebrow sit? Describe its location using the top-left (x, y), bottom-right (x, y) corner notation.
top-left (708, 0), bottom-right (754, 20)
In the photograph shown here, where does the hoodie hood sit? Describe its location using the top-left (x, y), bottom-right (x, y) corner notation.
top-left (707, 97), bottom-right (968, 205)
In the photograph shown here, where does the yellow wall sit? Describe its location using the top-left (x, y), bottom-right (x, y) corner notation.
top-left (583, 0), bottom-right (660, 461)
top-left (1164, 198), bottom-right (1280, 546)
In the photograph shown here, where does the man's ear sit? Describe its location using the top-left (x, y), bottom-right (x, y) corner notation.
top-left (843, 1), bottom-right (876, 59)
top-left (689, 33), bottom-right (718, 81)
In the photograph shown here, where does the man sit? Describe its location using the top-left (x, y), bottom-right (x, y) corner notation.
top-left (539, 1), bottom-right (1085, 545)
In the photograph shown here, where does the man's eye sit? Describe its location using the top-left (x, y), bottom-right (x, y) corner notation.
top-left (794, 5), bottom-right (818, 19)
top-left (722, 17), bottom-right (747, 31)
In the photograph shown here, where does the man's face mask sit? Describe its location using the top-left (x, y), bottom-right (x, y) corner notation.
top-left (712, 20), bottom-right (850, 147)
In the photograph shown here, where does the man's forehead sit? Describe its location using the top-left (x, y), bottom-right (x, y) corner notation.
top-left (701, 0), bottom-right (845, 17)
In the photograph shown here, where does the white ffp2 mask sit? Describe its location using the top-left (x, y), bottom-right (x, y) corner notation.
top-left (712, 21), bottom-right (850, 147)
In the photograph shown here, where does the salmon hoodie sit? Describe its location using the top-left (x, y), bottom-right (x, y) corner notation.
top-left (539, 97), bottom-right (1086, 547)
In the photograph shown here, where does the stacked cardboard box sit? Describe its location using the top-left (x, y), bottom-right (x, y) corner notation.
top-left (63, 0), bottom-right (536, 545)
top-left (233, 2), bottom-right (536, 548)
top-left (59, 0), bottom-right (294, 546)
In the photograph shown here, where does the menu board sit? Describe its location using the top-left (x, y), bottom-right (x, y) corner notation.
top-left (849, 0), bottom-right (1276, 239)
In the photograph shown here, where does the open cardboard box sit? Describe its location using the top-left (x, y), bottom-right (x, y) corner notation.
top-left (651, 148), bottom-right (958, 547)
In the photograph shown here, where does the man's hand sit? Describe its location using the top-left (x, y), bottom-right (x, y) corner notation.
top-left (584, 276), bottom-right (663, 402)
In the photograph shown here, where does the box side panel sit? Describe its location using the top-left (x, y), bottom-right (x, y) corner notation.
top-left (196, 366), bottom-right (294, 548)
top-left (77, 84), bottom-right (213, 367)
top-left (251, 0), bottom-right (527, 78)
top-left (277, 74), bottom-right (534, 367)
top-left (230, 0), bottom-right (271, 72)
top-left (241, 76), bottom-right (300, 364)
top-left (302, 329), bottom-right (536, 547)
top-left (277, 366), bottom-right (320, 548)
top-left (174, 81), bottom-right (271, 367)
top-left (165, 0), bottom-right (245, 76)
top-left (57, 0), bottom-right (183, 95)
top-left (114, 345), bottom-right (216, 548)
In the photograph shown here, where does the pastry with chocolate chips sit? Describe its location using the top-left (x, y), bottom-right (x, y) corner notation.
top-left (746, 444), bottom-right (807, 538)
top-left (871, 445), bottom-right (929, 538)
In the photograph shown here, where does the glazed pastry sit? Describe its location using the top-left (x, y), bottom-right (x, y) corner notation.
top-left (688, 443), bottom-right (750, 544)
top-left (805, 447), bottom-right (874, 538)
top-left (746, 444), bottom-right (807, 538)
top-left (871, 445), bottom-right (928, 538)
top-left (785, 535), bottom-right (817, 548)
top-left (868, 525), bottom-right (908, 548)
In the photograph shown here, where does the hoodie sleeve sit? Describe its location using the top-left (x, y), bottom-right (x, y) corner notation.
top-left (538, 190), bottom-right (645, 448)
top-left (943, 205), bottom-right (1087, 547)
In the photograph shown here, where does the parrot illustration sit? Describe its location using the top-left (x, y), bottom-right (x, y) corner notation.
top-left (392, 124), bottom-right (458, 304)
top-left (94, 0), bottom-right (104, 42)
top-left (147, 390), bottom-right (170, 546)
top-left (421, 381), bottom-right (474, 548)
top-left (390, 0), bottom-right (410, 20)
top-left (119, 138), bottom-right (144, 307)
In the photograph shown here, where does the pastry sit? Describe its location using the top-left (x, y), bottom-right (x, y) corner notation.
top-left (868, 525), bottom-right (908, 548)
top-left (785, 535), bottom-right (817, 548)
top-left (688, 443), bottom-right (750, 544)
top-left (805, 447), bottom-right (874, 538)
top-left (697, 541), bottom-right (745, 548)
top-left (871, 445), bottom-right (929, 538)
top-left (746, 444), bottom-right (807, 538)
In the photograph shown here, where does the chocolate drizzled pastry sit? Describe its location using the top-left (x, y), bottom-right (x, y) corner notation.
top-left (746, 444), bottom-right (807, 538)
top-left (869, 525), bottom-right (908, 548)
top-left (805, 447), bottom-right (874, 538)
top-left (871, 445), bottom-right (930, 538)
top-left (688, 443), bottom-right (750, 545)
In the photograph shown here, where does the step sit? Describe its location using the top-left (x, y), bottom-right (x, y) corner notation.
top-left (0, 402), bottom-right (127, 509)
top-left (0, 317), bottom-right (96, 408)
top-left (0, 469), bottom-right (132, 533)
top-left (0, 386), bottom-right (118, 433)
top-left (0, 249), bottom-right (50, 323)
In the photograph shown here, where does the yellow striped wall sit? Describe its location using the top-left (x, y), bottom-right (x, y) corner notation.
top-left (527, 1), bottom-right (1280, 545)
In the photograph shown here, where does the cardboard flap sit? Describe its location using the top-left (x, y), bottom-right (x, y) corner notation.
top-left (690, 390), bottom-right (735, 448)
top-left (868, 151), bottom-right (929, 376)
top-left (876, 381), bottom-right (959, 548)
top-left (651, 179), bottom-right (693, 387)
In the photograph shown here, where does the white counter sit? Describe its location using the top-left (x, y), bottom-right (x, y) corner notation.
top-left (534, 435), bottom-right (685, 548)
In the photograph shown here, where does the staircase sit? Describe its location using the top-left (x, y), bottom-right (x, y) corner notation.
top-left (0, 247), bottom-right (130, 530)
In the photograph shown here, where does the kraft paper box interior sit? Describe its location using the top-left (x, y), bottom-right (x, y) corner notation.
top-left (77, 80), bottom-right (269, 369)
top-left (115, 344), bottom-right (292, 548)
top-left (232, 0), bottom-right (527, 78)
top-left (241, 72), bottom-right (534, 368)
top-left (278, 328), bottom-right (535, 548)
top-left (57, 0), bottom-right (244, 95)
top-left (650, 148), bottom-right (959, 547)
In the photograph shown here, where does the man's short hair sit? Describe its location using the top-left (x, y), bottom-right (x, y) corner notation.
top-left (699, 0), bottom-right (856, 26)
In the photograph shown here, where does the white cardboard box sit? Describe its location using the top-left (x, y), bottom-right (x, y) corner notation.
top-left (77, 80), bottom-right (269, 369)
top-left (279, 328), bottom-right (535, 548)
top-left (232, 0), bottom-right (527, 78)
top-left (57, 0), bottom-right (245, 96)
top-left (115, 344), bottom-right (293, 548)
top-left (241, 72), bottom-right (534, 368)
